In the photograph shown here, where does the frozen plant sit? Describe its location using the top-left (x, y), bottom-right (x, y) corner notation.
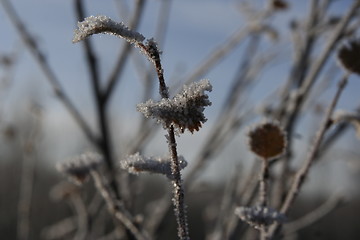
top-left (56, 152), bottom-right (103, 185)
top-left (137, 79), bottom-right (212, 134)
top-left (72, 15), bottom-right (212, 240)
top-left (235, 205), bottom-right (286, 229)
top-left (120, 152), bottom-right (188, 180)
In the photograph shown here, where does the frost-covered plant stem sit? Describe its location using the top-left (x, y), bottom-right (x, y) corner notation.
top-left (259, 158), bottom-right (270, 240)
top-left (151, 43), bottom-right (190, 240)
top-left (258, 158), bottom-right (269, 208)
top-left (167, 126), bottom-right (190, 240)
top-left (90, 170), bottom-right (149, 240)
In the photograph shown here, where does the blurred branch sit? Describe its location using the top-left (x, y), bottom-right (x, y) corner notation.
top-left (0, 0), bottom-right (98, 146)
top-left (283, 194), bottom-right (343, 237)
top-left (73, 0), bottom-right (119, 197)
top-left (267, 72), bottom-right (350, 239)
top-left (103, 0), bottom-right (146, 103)
top-left (17, 105), bottom-right (42, 240)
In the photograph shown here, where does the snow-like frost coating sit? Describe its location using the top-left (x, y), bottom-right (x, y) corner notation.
top-left (73, 15), bottom-right (145, 44)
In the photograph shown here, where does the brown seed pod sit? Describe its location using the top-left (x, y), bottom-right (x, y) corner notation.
top-left (337, 39), bottom-right (360, 75)
top-left (248, 121), bottom-right (287, 160)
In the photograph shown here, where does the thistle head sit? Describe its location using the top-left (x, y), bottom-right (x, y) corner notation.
top-left (137, 79), bottom-right (212, 134)
top-left (337, 39), bottom-right (360, 75)
top-left (247, 120), bottom-right (287, 160)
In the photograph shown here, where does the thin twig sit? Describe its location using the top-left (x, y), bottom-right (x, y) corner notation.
top-left (90, 170), bottom-right (150, 240)
top-left (267, 72), bottom-right (350, 239)
top-left (283, 195), bottom-right (343, 236)
top-left (103, 0), bottom-right (146, 103)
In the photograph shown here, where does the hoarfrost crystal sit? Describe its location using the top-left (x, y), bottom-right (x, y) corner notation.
top-left (137, 79), bottom-right (212, 133)
top-left (73, 15), bottom-right (145, 44)
top-left (235, 205), bottom-right (285, 229)
top-left (120, 153), bottom-right (187, 179)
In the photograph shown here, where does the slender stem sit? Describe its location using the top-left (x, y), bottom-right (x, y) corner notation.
top-left (0, 0), bottom-right (98, 145)
top-left (90, 171), bottom-right (149, 240)
top-left (267, 72), bottom-right (349, 239)
top-left (167, 127), bottom-right (190, 240)
top-left (74, 0), bottom-right (120, 198)
top-left (150, 42), bottom-right (190, 239)
top-left (104, 0), bottom-right (146, 103)
top-left (258, 159), bottom-right (269, 207)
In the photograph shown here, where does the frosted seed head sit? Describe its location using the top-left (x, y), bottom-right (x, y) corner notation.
top-left (137, 79), bottom-right (212, 133)
top-left (56, 152), bottom-right (103, 185)
top-left (73, 15), bottom-right (145, 44)
top-left (235, 205), bottom-right (286, 229)
top-left (247, 120), bottom-right (287, 160)
top-left (337, 39), bottom-right (360, 75)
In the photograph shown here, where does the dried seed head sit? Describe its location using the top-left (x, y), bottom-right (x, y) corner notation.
top-left (248, 121), bottom-right (286, 160)
top-left (56, 152), bottom-right (103, 185)
top-left (120, 152), bottom-right (187, 180)
top-left (271, 0), bottom-right (289, 10)
top-left (337, 39), bottom-right (360, 75)
top-left (72, 15), bottom-right (145, 44)
top-left (235, 205), bottom-right (286, 229)
top-left (137, 79), bottom-right (212, 133)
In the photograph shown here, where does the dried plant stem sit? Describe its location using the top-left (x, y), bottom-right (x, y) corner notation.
top-left (283, 194), bottom-right (343, 236)
top-left (70, 194), bottom-right (88, 240)
top-left (267, 72), bottom-right (350, 238)
top-left (258, 159), bottom-right (270, 207)
top-left (259, 158), bottom-right (270, 240)
top-left (90, 171), bottom-right (149, 240)
top-left (73, 0), bottom-right (121, 200)
top-left (0, 0), bottom-right (97, 145)
top-left (151, 44), bottom-right (190, 239)
top-left (167, 127), bottom-right (190, 240)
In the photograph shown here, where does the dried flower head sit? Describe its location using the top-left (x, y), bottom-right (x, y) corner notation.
top-left (137, 79), bottom-right (212, 133)
top-left (120, 152), bottom-right (187, 180)
top-left (56, 152), bottom-right (103, 185)
top-left (72, 15), bottom-right (145, 44)
top-left (271, 0), bottom-right (289, 10)
top-left (235, 205), bottom-right (286, 229)
top-left (337, 39), bottom-right (360, 75)
top-left (248, 121), bottom-right (286, 160)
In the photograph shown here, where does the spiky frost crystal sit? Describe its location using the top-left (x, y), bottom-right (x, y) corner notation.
top-left (73, 15), bottom-right (145, 44)
top-left (137, 79), bottom-right (212, 133)
top-left (120, 152), bottom-right (187, 179)
top-left (56, 152), bottom-right (103, 185)
top-left (235, 206), bottom-right (285, 229)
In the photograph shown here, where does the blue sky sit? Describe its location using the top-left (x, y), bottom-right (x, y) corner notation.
top-left (1, 0), bottom-right (360, 195)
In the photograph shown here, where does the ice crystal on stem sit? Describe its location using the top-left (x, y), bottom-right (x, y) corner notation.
top-left (72, 15), bottom-right (145, 44)
top-left (235, 205), bottom-right (286, 229)
top-left (137, 79), bottom-right (212, 133)
top-left (120, 153), bottom-right (187, 180)
top-left (56, 152), bottom-right (103, 185)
